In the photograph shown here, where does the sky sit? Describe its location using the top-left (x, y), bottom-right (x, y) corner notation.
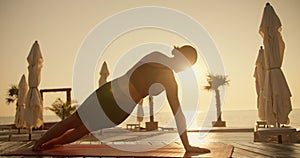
top-left (0, 0), bottom-right (299, 117)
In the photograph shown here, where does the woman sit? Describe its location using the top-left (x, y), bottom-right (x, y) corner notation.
top-left (33, 45), bottom-right (210, 153)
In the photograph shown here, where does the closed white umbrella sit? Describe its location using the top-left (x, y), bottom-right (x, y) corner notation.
top-left (99, 61), bottom-right (109, 87)
top-left (254, 46), bottom-right (266, 120)
top-left (259, 3), bottom-right (292, 126)
top-left (15, 74), bottom-right (28, 129)
top-left (98, 62), bottom-right (109, 134)
top-left (24, 41), bottom-right (44, 139)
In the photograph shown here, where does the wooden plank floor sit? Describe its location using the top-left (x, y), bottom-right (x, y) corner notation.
top-left (0, 129), bottom-right (299, 157)
top-left (231, 142), bottom-right (300, 157)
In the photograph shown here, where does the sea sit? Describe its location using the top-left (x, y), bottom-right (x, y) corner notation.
top-left (1, 109), bottom-right (300, 130)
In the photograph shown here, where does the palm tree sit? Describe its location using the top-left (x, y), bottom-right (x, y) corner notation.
top-left (5, 85), bottom-right (18, 105)
top-left (204, 74), bottom-right (229, 122)
top-left (46, 98), bottom-right (77, 120)
top-left (6, 85), bottom-right (21, 133)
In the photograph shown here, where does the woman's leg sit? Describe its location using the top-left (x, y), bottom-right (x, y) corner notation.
top-left (32, 112), bottom-right (88, 151)
top-left (41, 124), bottom-right (89, 149)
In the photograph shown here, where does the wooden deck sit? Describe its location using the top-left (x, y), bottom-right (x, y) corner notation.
top-left (0, 128), bottom-right (299, 157)
top-left (231, 142), bottom-right (300, 157)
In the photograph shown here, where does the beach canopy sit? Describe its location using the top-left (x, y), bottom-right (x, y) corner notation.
top-left (15, 74), bottom-right (28, 128)
top-left (99, 61), bottom-right (110, 87)
top-left (258, 3), bottom-right (292, 126)
top-left (24, 41), bottom-right (44, 129)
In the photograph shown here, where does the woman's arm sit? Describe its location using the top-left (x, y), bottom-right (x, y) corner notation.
top-left (164, 77), bottom-right (210, 153)
top-left (165, 80), bottom-right (190, 149)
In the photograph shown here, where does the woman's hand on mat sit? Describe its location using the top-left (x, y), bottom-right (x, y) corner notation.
top-left (185, 145), bottom-right (210, 153)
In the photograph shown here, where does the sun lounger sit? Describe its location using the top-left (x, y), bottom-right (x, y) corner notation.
top-left (254, 127), bottom-right (297, 143)
top-left (126, 123), bottom-right (140, 130)
top-left (256, 120), bottom-right (268, 130)
top-left (0, 125), bottom-right (12, 141)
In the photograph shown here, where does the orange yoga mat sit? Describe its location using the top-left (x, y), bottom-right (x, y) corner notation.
top-left (2, 143), bottom-right (233, 157)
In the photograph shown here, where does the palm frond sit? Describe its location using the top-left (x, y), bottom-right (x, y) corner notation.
top-left (5, 85), bottom-right (18, 105)
top-left (8, 85), bottom-right (18, 97)
top-left (5, 98), bottom-right (15, 104)
top-left (204, 74), bottom-right (229, 90)
top-left (204, 85), bottom-right (212, 91)
top-left (46, 98), bottom-right (77, 120)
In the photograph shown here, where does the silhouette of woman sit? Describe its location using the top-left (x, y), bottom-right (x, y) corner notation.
top-left (33, 45), bottom-right (210, 154)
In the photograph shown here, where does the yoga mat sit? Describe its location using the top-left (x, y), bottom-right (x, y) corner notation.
top-left (2, 143), bottom-right (233, 157)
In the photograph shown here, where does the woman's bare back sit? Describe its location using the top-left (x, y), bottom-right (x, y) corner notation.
top-left (129, 62), bottom-right (176, 100)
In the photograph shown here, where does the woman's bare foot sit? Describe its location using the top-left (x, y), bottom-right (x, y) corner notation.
top-left (32, 142), bottom-right (43, 151)
top-left (32, 142), bottom-right (59, 151)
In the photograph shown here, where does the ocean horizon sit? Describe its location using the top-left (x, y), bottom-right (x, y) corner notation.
top-left (121, 108), bottom-right (300, 129)
top-left (1, 109), bottom-right (299, 129)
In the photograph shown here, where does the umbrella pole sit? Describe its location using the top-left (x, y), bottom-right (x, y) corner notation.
top-left (149, 96), bottom-right (154, 122)
top-left (28, 128), bottom-right (32, 141)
